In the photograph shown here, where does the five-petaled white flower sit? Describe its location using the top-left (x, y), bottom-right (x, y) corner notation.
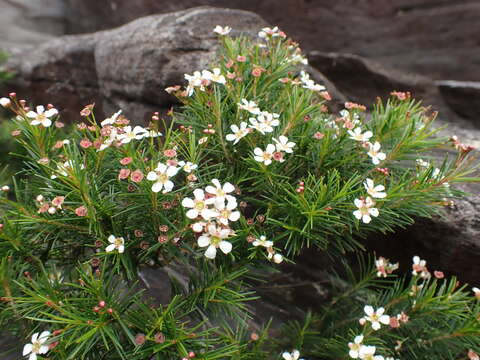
top-left (203, 68), bottom-right (226, 84)
top-left (118, 126), bottom-right (148, 144)
top-left (147, 162), bottom-right (179, 193)
top-left (254, 144), bottom-right (276, 165)
top-left (367, 142), bottom-right (386, 165)
top-left (205, 179), bottom-right (236, 205)
top-left (178, 161), bottom-right (198, 173)
top-left (282, 350), bottom-right (303, 360)
top-left (23, 331), bottom-right (51, 360)
top-left (106, 235), bottom-right (125, 253)
top-left (364, 178), bottom-right (387, 198)
top-left (253, 235), bottom-right (273, 248)
top-left (361, 305), bottom-right (390, 331)
top-left (348, 335), bottom-right (364, 359)
top-left (353, 197), bottom-right (379, 224)
top-left (258, 26), bottom-right (280, 39)
top-left (182, 189), bottom-right (217, 220)
top-left (237, 99), bottom-right (261, 115)
top-left (358, 345), bottom-right (384, 360)
top-left (412, 255), bottom-right (430, 279)
top-left (26, 105), bottom-right (58, 127)
top-left (197, 224), bottom-right (233, 259)
top-left (215, 198), bottom-right (241, 225)
top-left (213, 25), bottom-right (232, 35)
top-left (226, 122), bottom-right (249, 144)
top-left (101, 110), bottom-right (122, 126)
top-left (348, 127), bottom-right (373, 142)
top-left (273, 136), bottom-right (296, 153)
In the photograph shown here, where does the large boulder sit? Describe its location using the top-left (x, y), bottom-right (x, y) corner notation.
top-left (94, 7), bottom-right (267, 118)
top-left (1, 7), bottom-right (268, 122)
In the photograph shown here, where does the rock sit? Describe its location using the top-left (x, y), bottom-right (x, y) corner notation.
top-left (436, 81), bottom-right (480, 125)
top-left (307, 51), bottom-right (445, 111)
top-left (365, 148), bottom-right (480, 286)
top-left (0, 0), bottom-right (65, 49)
top-left (3, 34), bottom-right (101, 122)
top-left (94, 7), bottom-right (267, 119)
top-left (63, 1), bottom-right (480, 82)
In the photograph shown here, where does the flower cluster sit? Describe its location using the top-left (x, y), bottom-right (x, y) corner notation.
top-left (183, 179), bottom-right (240, 259)
top-left (96, 110), bottom-right (160, 151)
top-left (252, 235), bottom-right (283, 263)
top-left (411, 255), bottom-right (431, 279)
top-left (184, 68), bottom-right (226, 96)
top-left (35, 195), bottom-right (64, 215)
top-left (359, 305), bottom-right (390, 331)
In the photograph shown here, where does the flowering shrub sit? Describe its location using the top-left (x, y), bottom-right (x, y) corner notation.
top-left (0, 25), bottom-right (479, 360)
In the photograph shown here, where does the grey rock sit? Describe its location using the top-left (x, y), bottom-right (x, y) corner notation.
top-left (437, 80), bottom-right (480, 124)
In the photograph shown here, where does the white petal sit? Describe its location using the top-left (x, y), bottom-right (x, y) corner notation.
top-left (39, 345), bottom-right (49, 354)
top-left (151, 182), bottom-right (163, 193)
top-left (204, 245), bottom-right (217, 259)
top-left (229, 211), bottom-right (241, 222)
top-left (118, 245), bottom-right (125, 253)
top-left (163, 180), bottom-right (174, 192)
top-left (38, 331), bottom-right (50, 343)
top-left (186, 209), bottom-right (199, 219)
top-left (193, 189), bottom-right (205, 200)
top-left (36, 105), bottom-right (45, 114)
top-left (362, 214), bottom-right (372, 223)
top-left (364, 305), bottom-right (374, 316)
top-left (292, 350), bottom-right (300, 360)
top-left (223, 182), bottom-right (235, 193)
top-left (211, 179), bottom-right (221, 189)
top-left (166, 166), bottom-right (179, 177)
top-left (42, 119), bottom-right (52, 127)
top-left (379, 315), bottom-right (390, 324)
top-left (197, 236), bottom-right (211, 248)
top-left (353, 210), bottom-right (362, 220)
top-left (219, 241), bottom-right (232, 254)
top-left (108, 235), bottom-right (116, 243)
top-left (182, 197), bottom-right (195, 208)
top-left (282, 353), bottom-right (293, 360)
top-left (44, 108), bottom-right (58, 117)
top-left (29, 353), bottom-right (37, 360)
top-left (369, 208), bottom-right (379, 217)
top-left (146, 171), bottom-right (158, 181)
top-left (253, 147), bottom-right (263, 156)
top-left (23, 344), bottom-right (32, 356)
top-left (105, 244), bottom-right (116, 252)
top-left (205, 185), bottom-right (216, 195)
top-left (372, 321), bottom-right (381, 330)
top-left (26, 111), bottom-right (37, 118)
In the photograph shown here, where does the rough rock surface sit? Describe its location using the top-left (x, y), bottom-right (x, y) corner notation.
top-left (63, 0), bottom-right (480, 82)
top-left (437, 81), bottom-right (480, 124)
top-left (2, 7), bottom-right (269, 122)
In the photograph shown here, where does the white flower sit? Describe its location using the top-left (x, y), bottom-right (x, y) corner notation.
top-left (254, 144), bottom-right (276, 165)
top-left (412, 256), bottom-right (430, 279)
top-left (282, 350), bottom-right (303, 360)
top-left (23, 331), bottom-right (50, 360)
top-left (206, 68), bottom-right (226, 84)
top-left (348, 335), bottom-right (364, 358)
top-left (182, 189), bottom-right (217, 220)
top-left (215, 198), bottom-right (241, 225)
top-left (106, 235), bottom-right (125, 253)
top-left (146, 162), bottom-right (179, 193)
top-left (1, 185), bottom-right (10, 192)
top-left (258, 26), bottom-right (280, 39)
top-left (416, 158), bottom-right (430, 167)
top-left (178, 161), bottom-right (198, 173)
top-left (144, 130), bottom-right (162, 138)
top-left (302, 79), bottom-right (325, 92)
top-left (363, 178), bottom-right (387, 198)
top-left (358, 345), bottom-right (384, 360)
top-left (367, 142), bottom-right (386, 165)
top-left (117, 126), bottom-right (148, 144)
top-left (273, 136), bottom-right (296, 153)
top-left (375, 257), bottom-right (399, 277)
top-left (226, 122), bottom-right (249, 144)
top-left (289, 53), bottom-right (309, 65)
top-left (473, 287), bottom-right (480, 299)
top-left (353, 197), bottom-right (379, 224)
top-left (348, 127), bottom-right (373, 142)
top-left (0, 97), bottom-right (11, 107)
top-left (249, 117), bottom-right (271, 134)
top-left (238, 99), bottom-right (261, 115)
top-left (197, 224), bottom-right (233, 259)
top-left (98, 126), bottom-right (119, 151)
top-left (192, 221), bottom-right (206, 233)
top-left (26, 105), bottom-right (58, 127)
top-left (361, 306), bottom-right (390, 331)
top-left (213, 25), bottom-right (232, 35)
top-left (184, 71), bottom-right (204, 96)
top-left (101, 110), bottom-right (122, 126)
top-left (253, 235), bottom-right (273, 248)
top-left (205, 179), bottom-right (236, 205)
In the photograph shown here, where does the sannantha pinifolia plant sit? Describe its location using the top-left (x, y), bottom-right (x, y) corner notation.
top-left (0, 24), bottom-right (478, 360)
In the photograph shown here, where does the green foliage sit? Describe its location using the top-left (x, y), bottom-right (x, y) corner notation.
top-left (0, 26), bottom-right (478, 360)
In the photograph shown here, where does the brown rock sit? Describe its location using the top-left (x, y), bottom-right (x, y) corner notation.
top-left (437, 81), bottom-right (480, 125)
